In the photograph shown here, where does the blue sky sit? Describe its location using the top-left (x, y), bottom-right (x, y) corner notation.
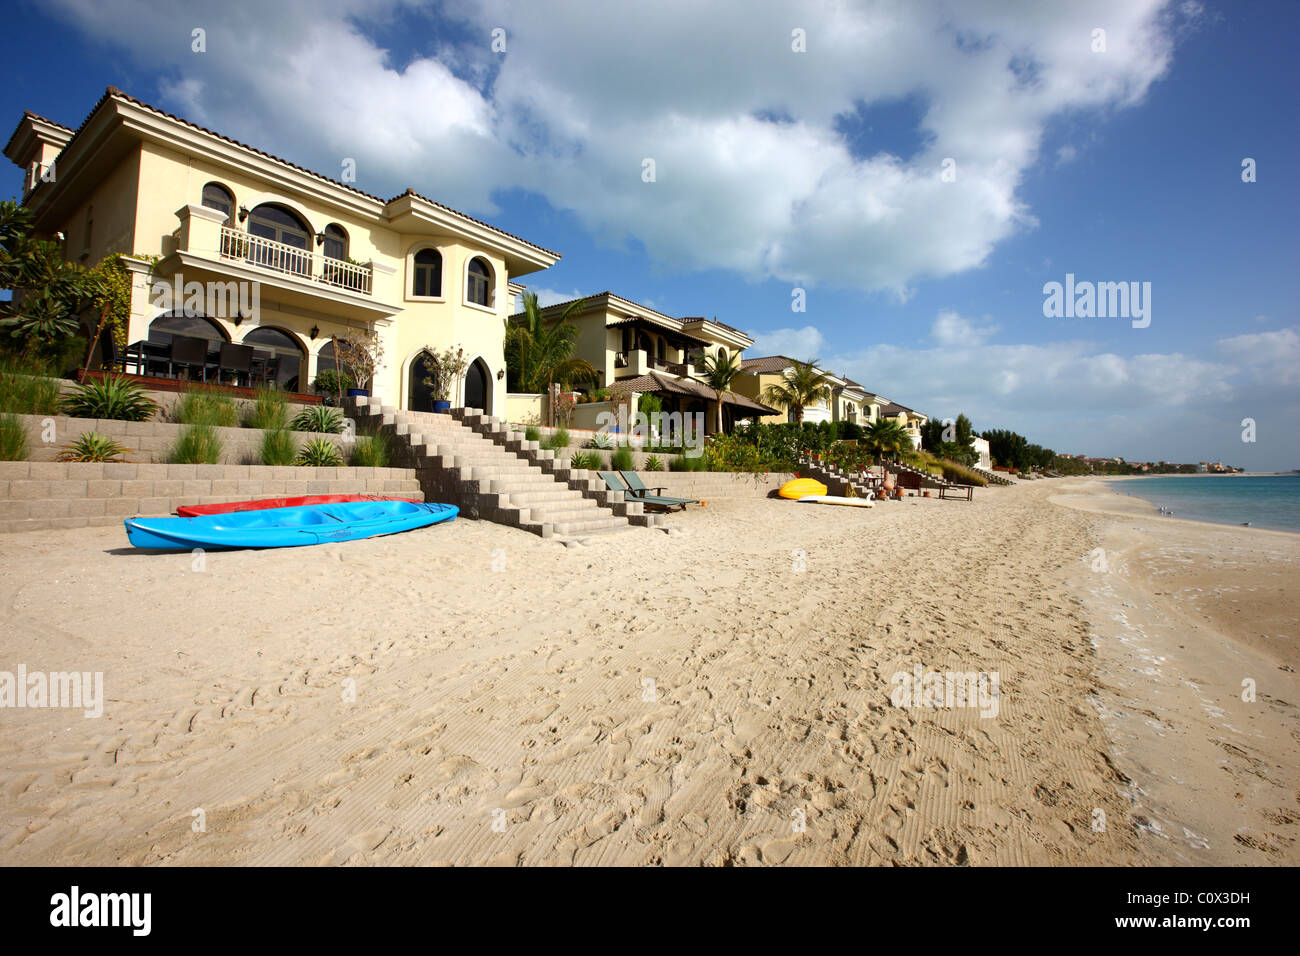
top-left (4, 0), bottom-right (1297, 468)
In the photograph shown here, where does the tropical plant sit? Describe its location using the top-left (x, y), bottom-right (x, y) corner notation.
top-left (62, 375), bottom-right (157, 421)
top-left (0, 357), bottom-right (61, 415)
top-left (542, 427), bottom-right (570, 451)
top-left (244, 389), bottom-right (288, 431)
top-left (259, 428), bottom-right (297, 466)
top-left (589, 431), bottom-right (615, 450)
top-left (419, 345), bottom-right (468, 403)
top-left (669, 453), bottom-right (707, 472)
top-left (524, 425), bottom-right (540, 442)
top-left (0, 200), bottom-right (96, 352)
top-left (863, 418), bottom-right (913, 461)
top-left (291, 405), bottom-right (344, 434)
top-left (0, 413), bottom-right (27, 460)
top-left (332, 330), bottom-right (383, 392)
top-left (504, 291), bottom-right (598, 393)
top-left (58, 431), bottom-right (130, 463)
top-left (643, 454), bottom-right (663, 472)
top-left (610, 446), bottom-right (635, 471)
top-left (294, 437), bottom-right (344, 467)
top-left (701, 350), bottom-right (743, 436)
top-left (169, 424), bottom-right (223, 464)
top-left (349, 430), bottom-right (389, 468)
top-left (759, 359), bottom-right (834, 426)
top-left (569, 450), bottom-right (601, 470)
top-left (173, 388), bottom-right (238, 428)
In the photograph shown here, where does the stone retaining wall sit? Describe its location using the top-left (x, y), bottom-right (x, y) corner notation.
top-left (0, 461), bottom-right (423, 534)
top-left (15, 414), bottom-right (347, 465)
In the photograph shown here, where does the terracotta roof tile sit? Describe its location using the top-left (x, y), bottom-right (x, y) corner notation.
top-left (16, 87), bottom-right (558, 257)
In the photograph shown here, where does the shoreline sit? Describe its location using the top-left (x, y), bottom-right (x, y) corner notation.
top-left (1094, 474), bottom-right (1300, 537)
top-left (1051, 479), bottom-right (1299, 863)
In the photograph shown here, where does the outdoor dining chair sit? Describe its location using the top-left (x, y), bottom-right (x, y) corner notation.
top-left (168, 334), bottom-right (209, 381)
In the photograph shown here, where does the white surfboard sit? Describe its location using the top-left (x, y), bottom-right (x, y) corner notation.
top-left (797, 495), bottom-right (875, 508)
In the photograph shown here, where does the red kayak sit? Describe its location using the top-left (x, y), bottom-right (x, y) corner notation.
top-left (176, 494), bottom-right (421, 517)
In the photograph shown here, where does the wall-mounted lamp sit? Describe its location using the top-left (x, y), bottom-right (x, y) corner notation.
top-left (309, 325), bottom-right (320, 340)
top-left (233, 313), bottom-right (244, 328)
top-left (496, 369), bottom-right (505, 380)
top-left (238, 205), bottom-right (249, 223)
top-left (314, 232), bottom-right (327, 246)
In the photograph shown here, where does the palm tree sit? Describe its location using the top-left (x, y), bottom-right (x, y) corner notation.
top-left (759, 359), bottom-right (833, 425)
top-left (864, 418), bottom-right (912, 462)
top-left (701, 350), bottom-right (742, 435)
top-left (504, 291), bottom-right (599, 393)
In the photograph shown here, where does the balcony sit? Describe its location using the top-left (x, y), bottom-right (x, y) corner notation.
top-left (162, 204), bottom-right (400, 324)
top-left (219, 227), bottom-right (373, 295)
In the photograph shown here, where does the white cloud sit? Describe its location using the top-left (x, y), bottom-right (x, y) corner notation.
top-left (43, 0), bottom-right (1194, 293)
top-left (931, 310), bottom-right (998, 347)
top-left (744, 325), bottom-right (827, 360)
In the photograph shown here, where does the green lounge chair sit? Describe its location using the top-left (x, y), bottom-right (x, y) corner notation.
top-left (618, 470), bottom-right (698, 511)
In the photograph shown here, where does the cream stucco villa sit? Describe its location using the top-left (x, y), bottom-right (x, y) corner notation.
top-left (4, 87), bottom-right (560, 418)
top-left (511, 292), bottom-right (776, 433)
top-left (731, 356), bottom-right (892, 427)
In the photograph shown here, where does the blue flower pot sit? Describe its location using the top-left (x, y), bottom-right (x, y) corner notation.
top-left (432, 400), bottom-right (452, 413)
top-left (347, 388), bottom-right (370, 398)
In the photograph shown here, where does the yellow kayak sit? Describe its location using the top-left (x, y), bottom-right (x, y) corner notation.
top-left (779, 478), bottom-right (828, 500)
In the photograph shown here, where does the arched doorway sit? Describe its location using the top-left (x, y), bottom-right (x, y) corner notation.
top-left (464, 358), bottom-right (490, 412)
top-left (408, 352), bottom-right (435, 412)
top-left (242, 326), bottom-right (305, 391)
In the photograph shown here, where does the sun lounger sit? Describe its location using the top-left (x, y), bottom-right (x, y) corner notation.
top-left (600, 471), bottom-right (697, 512)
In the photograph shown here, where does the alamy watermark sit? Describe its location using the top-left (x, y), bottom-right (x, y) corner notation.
top-left (151, 272), bottom-right (260, 322)
top-left (890, 664), bottom-right (1000, 718)
top-left (1, 665), bottom-right (103, 718)
top-left (594, 407), bottom-right (707, 458)
top-left (1042, 273), bottom-right (1150, 328)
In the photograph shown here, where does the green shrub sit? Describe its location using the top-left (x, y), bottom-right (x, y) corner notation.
top-left (58, 431), bottom-right (130, 463)
top-left (524, 425), bottom-right (540, 442)
top-left (295, 437), bottom-right (343, 467)
top-left (349, 430), bottom-right (389, 468)
top-left (610, 446), bottom-right (634, 471)
top-left (668, 454), bottom-right (687, 472)
top-left (244, 389), bottom-right (288, 430)
top-left (643, 454), bottom-right (663, 472)
top-left (291, 405), bottom-right (344, 434)
top-left (543, 427), bottom-right (570, 451)
top-left (569, 450), bottom-right (601, 470)
top-left (0, 413), bottom-right (27, 460)
top-left (0, 359), bottom-right (61, 415)
top-left (312, 368), bottom-right (354, 395)
top-left (62, 375), bottom-right (157, 421)
top-left (173, 388), bottom-right (238, 427)
top-left (169, 424), bottom-right (223, 464)
top-left (259, 428), bottom-right (297, 466)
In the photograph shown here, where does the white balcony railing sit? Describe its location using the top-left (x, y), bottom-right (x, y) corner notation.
top-left (219, 226), bottom-right (373, 296)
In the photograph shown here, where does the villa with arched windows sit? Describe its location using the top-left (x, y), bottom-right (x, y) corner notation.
top-left (4, 87), bottom-right (560, 417)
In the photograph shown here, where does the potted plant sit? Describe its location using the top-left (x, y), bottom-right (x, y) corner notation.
top-left (333, 330), bottom-right (383, 398)
top-left (421, 346), bottom-right (467, 413)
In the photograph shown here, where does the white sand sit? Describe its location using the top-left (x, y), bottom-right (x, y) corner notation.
top-left (0, 479), bottom-right (1294, 865)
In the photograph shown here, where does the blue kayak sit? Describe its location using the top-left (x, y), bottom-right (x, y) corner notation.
top-left (124, 500), bottom-right (458, 550)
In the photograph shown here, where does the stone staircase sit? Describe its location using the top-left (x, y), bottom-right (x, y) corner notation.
top-left (347, 398), bottom-right (663, 539)
top-left (969, 464), bottom-right (1014, 486)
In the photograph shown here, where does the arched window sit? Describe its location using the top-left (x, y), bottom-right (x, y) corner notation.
top-left (466, 256), bottom-right (491, 307)
top-left (247, 203), bottom-right (312, 276)
top-left (412, 248), bottom-right (442, 297)
top-left (243, 326), bottom-right (305, 392)
top-left (716, 346), bottom-right (728, 365)
top-left (320, 224), bottom-right (347, 260)
top-left (202, 183), bottom-right (234, 222)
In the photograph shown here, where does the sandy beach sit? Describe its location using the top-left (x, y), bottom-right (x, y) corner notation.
top-left (0, 479), bottom-right (1295, 866)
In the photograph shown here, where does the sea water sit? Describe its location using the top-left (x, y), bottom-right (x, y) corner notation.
top-left (1111, 475), bottom-right (1300, 533)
